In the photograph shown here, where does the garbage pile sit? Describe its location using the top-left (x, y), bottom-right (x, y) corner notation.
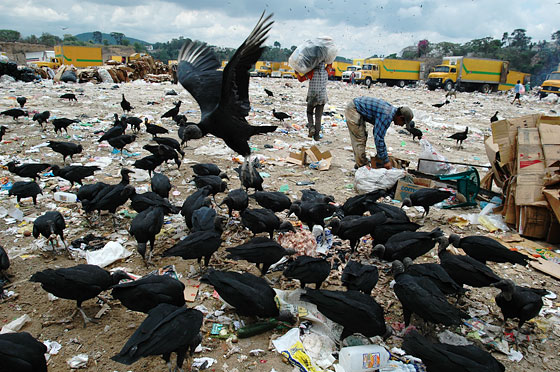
top-left (0, 60), bottom-right (40, 82)
top-left (487, 114), bottom-right (560, 242)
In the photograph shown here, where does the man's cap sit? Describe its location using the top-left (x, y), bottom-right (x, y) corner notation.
top-left (400, 106), bottom-right (414, 124)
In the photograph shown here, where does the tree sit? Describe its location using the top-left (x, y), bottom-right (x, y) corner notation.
top-left (133, 42), bottom-right (145, 53)
top-left (23, 34), bottom-right (38, 44)
top-left (552, 30), bottom-right (560, 46)
top-left (121, 39), bottom-right (130, 46)
top-left (501, 32), bottom-right (510, 47)
top-left (0, 29), bottom-right (21, 42)
top-left (110, 32), bottom-right (125, 45)
top-left (290, 45), bottom-right (297, 52)
top-left (92, 31), bottom-right (102, 44)
top-left (510, 29), bottom-right (531, 50)
top-left (103, 39), bottom-right (109, 46)
top-left (273, 41), bottom-right (281, 48)
top-left (39, 32), bottom-right (61, 46)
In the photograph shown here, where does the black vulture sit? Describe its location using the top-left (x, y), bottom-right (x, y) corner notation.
top-left (372, 228), bottom-right (444, 261)
top-left (151, 172), bottom-right (172, 199)
top-left (250, 191), bottom-right (291, 212)
top-left (120, 94), bottom-right (133, 112)
top-left (240, 208), bottom-right (280, 239)
top-left (283, 255), bottom-right (331, 289)
top-left (220, 188), bottom-right (249, 217)
top-left (449, 127), bottom-right (469, 148)
top-left (226, 236), bottom-right (295, 276)
top-left (181, 186), bottom-right (212, 229)
top-left (0, 332), bottom-right (48, 372)
top-left (272, 108), bottom-right (291, 121)
top-left (329, 213), bottom-right (387, 253)
top-left (401, 188), bottom-right (452, 218)
top-left (30, 264), bottom-right (128, 327)
top-left (112, 304), bottom-right (202, 372)
top-left (50, 164), bottom-right (100, 187)
top-left (6, 161), bottom-right (50, 181)
top-left (112, 274), bottom-right (186, 313)
top-left (47, 141), bottom-right (82, 163)
top-left (449, 233), bottom-right (530, 266)
top-left (33, 211), bottom-right (68, 254)
top-left (341, 260), bottom-right (379, 294)
top-left (130, 206), bottom-right (166, 265)
top-left (8, 181), bottom-right (42, 205)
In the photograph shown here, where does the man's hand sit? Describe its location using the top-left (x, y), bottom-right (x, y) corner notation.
top-left (383, 162), bottom-right (392, 170)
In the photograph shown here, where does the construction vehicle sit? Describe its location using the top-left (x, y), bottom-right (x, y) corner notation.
top-left (327, 61), bottom-right (351, 80)
top-left (342, 58), bottom-right (423, 87)
top-left (427, 56), bottom-right (508, 93)
top-left (34, 46), bottom-right (103, 69)
top-left (498, 70), bottom-right (530, 91)
top-left (540, 65), bottom-right (560, 98)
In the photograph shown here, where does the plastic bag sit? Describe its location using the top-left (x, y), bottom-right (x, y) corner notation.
top-left (418, 139), bottom-right (454, 175)
top-left (60, 70), bottom-right (77, 83)
top-left (272, 328), bottom-right (326, 372)
top-left (85, 241), bottom-right (132, 267)
top-left (289, 37), bottom-right (338, 75)
top-left (97, 68), bottom-right (114, 83)
top-left (354, 167), bottom-right (405, 194)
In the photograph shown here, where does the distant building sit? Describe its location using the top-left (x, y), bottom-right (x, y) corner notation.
top-left (145, 45), bottom-right (153, 51)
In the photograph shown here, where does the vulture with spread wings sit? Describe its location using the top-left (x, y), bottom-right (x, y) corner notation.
top-left (177, 12), bottom-right (277, 156)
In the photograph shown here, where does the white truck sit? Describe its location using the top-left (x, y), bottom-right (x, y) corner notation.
top-left (25, 51), bottom-right (55, 66)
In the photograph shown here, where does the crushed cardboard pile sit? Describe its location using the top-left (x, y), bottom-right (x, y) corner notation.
top-left (286, 145), bottom-right (332, 170)
top-left (488, 114), bottom-right (560, 241)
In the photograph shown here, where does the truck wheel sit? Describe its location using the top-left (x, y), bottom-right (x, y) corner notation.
top-left (397, 80), bottom-right (406, 88)
top-left (480, 84), bottom-right (491, 94)
top-left (427, 85), bottom-right (436, 91)
top-left (365, 77), bottom-right (372, 87)
top-left (443, 80), bottom-right (454, 91)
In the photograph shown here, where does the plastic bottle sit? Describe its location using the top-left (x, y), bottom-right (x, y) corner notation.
top-left (338, 345), bottom-right (390, 372)
top-left (54, 191), bottom-right (78, 203)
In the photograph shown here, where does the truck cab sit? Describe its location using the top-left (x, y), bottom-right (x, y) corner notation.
top-left (34, 57), bottom-right (62, 70)
top-left (540, 71), bottom-right (560, 99)
top-left (427, 63), bottom-right (458, 91)
top-left (358, 63), bottom-right (381, 86)
top-left (341, 65), bottom-right (362, 82)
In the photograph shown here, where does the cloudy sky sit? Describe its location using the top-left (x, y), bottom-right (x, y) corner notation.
top-left (1, 0), bottom-right (558, 57)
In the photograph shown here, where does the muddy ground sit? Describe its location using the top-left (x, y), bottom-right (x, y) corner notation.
top-left (1, 76), bottom-right (559, 372)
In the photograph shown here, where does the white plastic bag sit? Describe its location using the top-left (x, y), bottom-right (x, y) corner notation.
top-left (97, 68), bottom-right (114, 83)
top-left (289, 37), bottom-right (338, 75)
top-left (85, 241), bottom-right (132, 268)
top-left (418, 139), bottom-right (454, 175)
top-left (354, 167), bottom-right (405, 194)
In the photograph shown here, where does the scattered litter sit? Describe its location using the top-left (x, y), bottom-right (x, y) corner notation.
top-left (193, 357), bottom-right (217, 369)
top-left (66, 353), bottom-right (88, 369)
top-left (0, 314), bottom-right (31, 334)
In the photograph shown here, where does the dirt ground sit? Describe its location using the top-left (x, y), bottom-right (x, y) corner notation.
top-left (1, 75), bottom-right (559, 372)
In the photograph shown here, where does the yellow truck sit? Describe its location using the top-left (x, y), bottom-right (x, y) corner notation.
top-left (498, 70), bottom-right (530, 91)
top-left (427, 56), bottom-right (508, 93)
top-left (35, 46), bottom-right (103, 69)
top-left (342, 58), bottom-right (423, 87)
top-left (254, 61), bottom-right (280, 77)
top-left (540, 68), bottom-right (560, 99)
top-left (327, 61), bottom-right (351, 80)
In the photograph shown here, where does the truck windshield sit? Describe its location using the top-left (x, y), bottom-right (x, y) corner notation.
top-left (548, 72), bottom-right (560, 80)
top-left (347, 66), bottom-right (358, 71)
top-left (434, 66), bottom-right (450, 73)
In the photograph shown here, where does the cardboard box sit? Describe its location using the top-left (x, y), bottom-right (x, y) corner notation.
top-left (394, 177), bottom-right (435, 202)
top-left (517, 128), bottom-right (545, 173)
top-left (485, 135), bottom-right (506, 187)
top-left (516, 173), bottom-right (545, 205)
top-left (286, 145), bottom-right (332, 170)
top-left (503, 178), bottom-right (517, 225)
top-left (492, 114), bottom-right (540, 166)
top-left (547, 212), bottom-right (560, 244)
top-left (518, 201), bottom-right (551, 239)
top-left (538, 123), bottom-right (560, 167)
top-left (543, 189), bottom-right (560, 223)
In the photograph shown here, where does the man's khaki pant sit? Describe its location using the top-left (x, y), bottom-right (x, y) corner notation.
top-left (345, 100), bottom-right (369, 167)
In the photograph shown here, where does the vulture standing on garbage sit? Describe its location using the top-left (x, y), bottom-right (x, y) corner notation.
top-left (120, 94), bottom-right (133, 112)
top-left (283, 255), bottom-right (331, 289)
top-left (30, 264), bottom-right (128, 327)
top-left (449, 127), bottom-right (469, 148)
top-left (181, 186), bottom-right (213, 228)
top-left (8, 181), bottom-right (42, 205)
top-left (47, 141), bottom-right (82, 163)
top-left (301, 289), bottom-right (392, 340)
top-left (438, 237), bottom-right (501, 288)
top-left (226, 237), bottom-right (295, 276)
top-left (250, 191), bottom-right (292, 212)
top-left (402, 257), bottom-right (466, 297)
top-left (401, 188), bottom-right (453, 218)
top-left (402, 330), bottom-right (505, 372)
top-left (449, 234), bottom-right (530, 266)
top-left (177, 12), bottom-right (277, 157)
top-left (0, 332), bottom-right (48, 372)
top-left (112, 304), bottom-right (203, 372)
top-left (50, 164), bottom-right (100, 187)
top-left (32, 111), bottom-right (50, 129)
top-left (6, 161), bottom-right (50, 181)
top-left (32, 211), bottom-right (68, 254)
top-left (329, 213), bottom-right (387, 253)
top-left (272, 108), bottom-right (291, 121)
top-left (240, 208), bottom-right (281, 239)
top-left (341, 260), bottom-right (379, 294)
top-left (151, 172), bottom-right (172, 199)
top-left (372, 228), bottom-right (444, 262)
top-left (392, 260), bottom-right (468, 327)
top-left (153, 137), bottom-right (185, 159)
top-left (191, 163), bottom-right (225, 177)
top-left (201, 269), bottom-right (279, 317)
top-left (130, 205), bottom-right (167, 265)
top-left (162, 101), bottom-right (181, 119)
top-left (52, 118), bottom-right (78, 134)
top-left (341, 190), bottom-right (385, 216)
top-left (490, 111), bottom-right (499, 123)
top-left (60, 93), bottom-right (77, 101)
top-left (491, 279), bottom-right (548, 333)
top-left (220, 188), bottom-right (249, 217)
top-left (0, 108), bottom-right (28, 120)
top-left (16, 96), bottom-right (26, 108)
top-left (112, 274), bottom-right (186, 313)
top-left (0, 125), bottom-right (7, 141)
top-left (163, 226), bottom-right (223, 271)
